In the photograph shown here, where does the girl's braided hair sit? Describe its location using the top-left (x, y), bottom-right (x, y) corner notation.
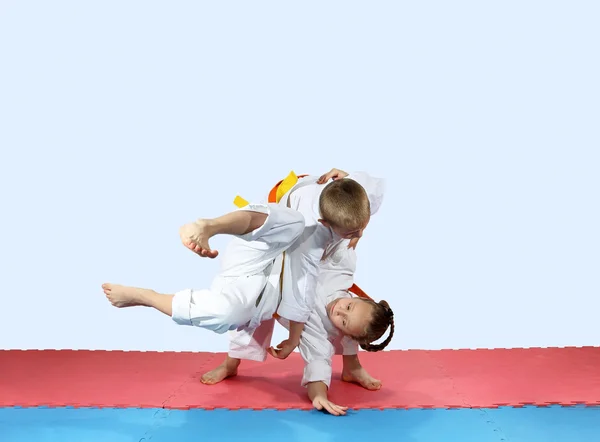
top-left (354, 299), bottom-right (394, 352)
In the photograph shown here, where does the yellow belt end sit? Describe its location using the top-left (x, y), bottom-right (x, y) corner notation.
top-left (234, 195), bottom-right (249, 208)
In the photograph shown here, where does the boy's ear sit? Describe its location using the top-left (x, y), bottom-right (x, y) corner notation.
top-left (318, 218), bottom-right (331, 227)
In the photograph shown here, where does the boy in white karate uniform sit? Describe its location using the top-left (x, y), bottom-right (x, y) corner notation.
top-left (199, 168), bottom-right (384, 372)
top-left (271, 167), bottom-right (385, 358)
top-left (194, 168), bottom-right (392, 415)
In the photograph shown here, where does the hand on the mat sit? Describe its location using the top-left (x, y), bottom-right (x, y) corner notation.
top-left (267, 339), bottom-right (298, 359)
top-left (317, 168), bottom-right (349, 184)
top-left (179, 220), bottom-right (219, 258)
top-left (312, 396), bottom-right (348, 416)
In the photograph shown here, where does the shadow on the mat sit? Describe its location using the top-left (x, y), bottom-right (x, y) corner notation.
top-left (226, 371), bottom-right (400, 406)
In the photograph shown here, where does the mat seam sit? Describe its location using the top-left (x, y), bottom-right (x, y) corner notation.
top-left (160, 353), bottom-right (219, 409)
top-left (138, 354), bottom-right (219, 440)
top-left (426, 350), bottom-right (472, 409)
top-left (477, 408), bottom-right (509, 442)
top-left (137, 408), bottom-right (171, 442)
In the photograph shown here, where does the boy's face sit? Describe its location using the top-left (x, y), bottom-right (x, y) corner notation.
top-left (320, 218), bottom-right (370, 241)
top-left (327, 297), bottom-right (372, 337)
top-left (332, 225), bottom-right (365, 240)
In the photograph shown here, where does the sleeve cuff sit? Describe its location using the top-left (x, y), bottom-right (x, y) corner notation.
top-left (302, 359), bottom-right (332, 388)
top-left (235, 203), bottom-right (271, 241)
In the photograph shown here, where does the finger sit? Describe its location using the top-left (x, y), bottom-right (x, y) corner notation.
top-left (269, 348), bottom-right (284, 359)
top-left (323, 402), bottom-right (341, 416)
top-left (333, 406), bottom-right (346, 416)
top-left (318, 170), bottom-right (337, 183)
top-left (332, 403), bottom-right (348, 415)
top-left (277, 348), bottom-right (290, 359)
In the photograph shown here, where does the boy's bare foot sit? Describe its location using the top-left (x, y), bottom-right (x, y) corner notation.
top-left (102, 283), bottom-right (152, 308)
top-left (342, 366), bottom-right (382, 391)
top-left (200, 357), bottom-right (240, 385)
top-left (179, 219), bottom-right (219, 258)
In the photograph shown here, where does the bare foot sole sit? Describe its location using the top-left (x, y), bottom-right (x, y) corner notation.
top-left (102, 283), bottom-right (152, 308)
top-left (342, 369), bottom-right (382, 391)
top-left (201, 360), bottom-right (240, 385)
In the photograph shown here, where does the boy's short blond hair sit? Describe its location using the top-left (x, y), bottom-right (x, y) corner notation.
top-left (319, 178), bottom-right (370, 230)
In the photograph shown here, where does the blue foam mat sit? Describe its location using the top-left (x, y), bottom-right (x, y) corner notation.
top-left (1, 406), bottom-right (599, 442)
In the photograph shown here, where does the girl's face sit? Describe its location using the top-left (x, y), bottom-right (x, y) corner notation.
top-left (327, 297), bottom-right (373, 337)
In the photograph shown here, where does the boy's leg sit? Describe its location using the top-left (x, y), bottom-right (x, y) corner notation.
top-left (102, 280), bottom-right (254, 335)
top-left (102, 284), bottom-right (174, 316)
top-left (179, 207), bottom-right (270, 258)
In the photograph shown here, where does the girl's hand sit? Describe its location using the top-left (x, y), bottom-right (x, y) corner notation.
top-left (267, 339), bottom-right (298, 359)
top-left (312, 396), bottom-right (348, 416)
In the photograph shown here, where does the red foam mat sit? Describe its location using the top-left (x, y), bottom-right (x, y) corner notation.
top-left (1, 347), bottom-right (599, 409)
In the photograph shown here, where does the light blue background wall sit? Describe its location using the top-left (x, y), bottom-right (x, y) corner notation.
top-left (1, 1), bottom-right (598, 352)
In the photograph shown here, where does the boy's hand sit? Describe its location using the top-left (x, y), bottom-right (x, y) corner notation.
top-left (317, 168), bottom-right (349, 184)
top-left (312, 396), bottom-right (348, 416)
top-left (267, 339), bottom-right (299, 359)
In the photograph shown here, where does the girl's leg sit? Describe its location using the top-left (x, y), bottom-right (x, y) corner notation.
top-left (102, 283), bottom-right (174, 317)
top-left (341, 354), bottom-right (382, 391)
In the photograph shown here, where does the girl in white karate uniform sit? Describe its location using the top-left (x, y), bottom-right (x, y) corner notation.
top-left (217, 236), bottom-right (394, 416)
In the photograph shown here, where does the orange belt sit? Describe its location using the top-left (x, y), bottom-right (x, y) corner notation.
top-left (348, 283), bottom-right (372, 300)
top-left (234, 171), bottom-right (372, 320)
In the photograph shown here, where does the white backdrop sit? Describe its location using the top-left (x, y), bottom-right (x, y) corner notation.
top-left (1, 1), bottom-right (598, 352)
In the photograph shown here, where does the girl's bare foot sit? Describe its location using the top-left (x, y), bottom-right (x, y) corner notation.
top-left (342, 366), bottom-right (382, 391)
top-left (102, 283), bottom-right (153, 308)
top-left (179, 219), bottom-right (219, 258)
top-left (200, 357), bottom-right (240, 385)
